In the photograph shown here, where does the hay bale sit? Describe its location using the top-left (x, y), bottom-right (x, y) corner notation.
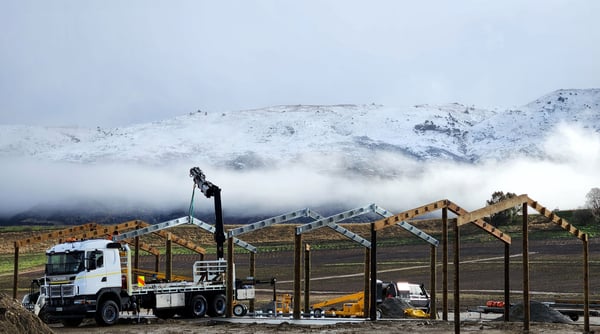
top-left (0, 293), bottom-right (53, 334)
top-left (504, 301), bottom-right (573, 324)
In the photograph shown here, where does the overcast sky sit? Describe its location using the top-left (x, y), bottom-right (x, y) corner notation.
top-left (1, 1), bottom-right (599, 127)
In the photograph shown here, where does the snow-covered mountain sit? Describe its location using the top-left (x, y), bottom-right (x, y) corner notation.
top-left (2, 88), bottom-right (600, 224)
top-left (1, 89), bottom-right (599, 175)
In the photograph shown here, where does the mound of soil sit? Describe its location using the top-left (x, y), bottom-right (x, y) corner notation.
top-left (0, 293), bottom-right (53, 334)
top-left (503, 301), bottom-right (573, 324)
top-left (378, 297), bottom-right (415, 318)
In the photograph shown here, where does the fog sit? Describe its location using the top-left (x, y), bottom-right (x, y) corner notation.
top-left (1, 124), bottom-right (599, 219)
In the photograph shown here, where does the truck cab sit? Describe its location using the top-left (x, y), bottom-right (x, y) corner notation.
top-left (35, 239), bottom-right (132, 327)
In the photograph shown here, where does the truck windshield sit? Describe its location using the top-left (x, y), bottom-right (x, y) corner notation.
top-left (46, 251), bottom-right (85, 275)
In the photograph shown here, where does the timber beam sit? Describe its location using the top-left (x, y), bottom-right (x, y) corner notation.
top-left (372, 200), bottom-right (510, 244)
top-left (457, 194), bottom-right (528, 226)
top-left (373, 200), bottom-right (447, 231)
top-left (16, 223), bottom-right (99, 247)
top-left (137, 220), bottom-right (206, 254)
top-left (527, 198), bottom-right (585, 240)
top-left (446, 202), bottom-right (511, 244)
top-left (121, 239), bottom-right (160, 256)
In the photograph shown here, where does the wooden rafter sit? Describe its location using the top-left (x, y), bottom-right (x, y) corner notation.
top-left (446, 201), bottom-right (511, 244)
top-left (136, 221), bottom-right (206, 254)
top-left (457, 194), bottom-right (528, 226)
top-left (527, 198), bottom-right (586, 240)
top-left (373, 200), bottom-right (447, 231)
top-left (68, 220), bottom-right (142, 240)
top-left (373, 199), bottom-right (511, 244)
top-left (15, 223), bottom-right (98, 248)
top-left (121, 239), bottom-right (160, 256)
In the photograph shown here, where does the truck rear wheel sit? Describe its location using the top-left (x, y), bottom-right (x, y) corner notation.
top-left (208, 294), bottom-right (226, 317)
top-left (313, 308), bottom-right (323, 318)
top-left (95, 299), bottom-right (119, 326)
top-left (187, 295), bottom-right (208, 318)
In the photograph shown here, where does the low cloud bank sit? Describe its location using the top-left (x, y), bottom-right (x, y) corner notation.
top-left (1, 123), bottom-right (599, 219)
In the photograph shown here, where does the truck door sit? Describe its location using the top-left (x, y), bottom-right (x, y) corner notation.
top-left (79, 250), bottom-right (108, 295)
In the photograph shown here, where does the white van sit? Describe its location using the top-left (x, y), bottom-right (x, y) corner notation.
top-left (394, 282), bottom-right (430, 310)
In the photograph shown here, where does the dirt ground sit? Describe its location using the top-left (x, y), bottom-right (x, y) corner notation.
top-left (45, 318), bottom-right (598, 334)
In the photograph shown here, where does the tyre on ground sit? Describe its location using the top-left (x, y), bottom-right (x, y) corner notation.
top-left (208, 294), bottom-right (226, 317)
top-left (233, 303), bottom-right (248, 316)
top-left (95, 299), bottom-right (119, 326)
top-left (186, 294), bottom-right (208, 318)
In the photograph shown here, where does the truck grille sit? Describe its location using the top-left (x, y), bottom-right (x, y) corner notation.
top-left (42, 284), bottom-right (76, 298)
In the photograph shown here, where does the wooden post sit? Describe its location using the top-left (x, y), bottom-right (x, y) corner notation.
top-left (155, 254), bottom-right (160, 273)
top-left (442, 207), bottom-right (448, 321)
top-left (134, 223), bottom-right (140, 276)
top-left (504, 242), bottom-right (510, 321)
top-left (13, 243), bottom-right (19, 299)
top-left (249, 252), bottom-right (256, 313)
top-left (293, 233), bottom-right (302, 319)
top-left (134, 236), bottom-right (140, 273)
top-left (226, 237), bottom-right (234, 318)
top-left (369, 223), bottom-right (377, 321)
top-left (304, 243), bottom-right (311, 316)
top-left (430, 244), bottom-right (437, 319)
top-left (522, 203), bottom-right (530, 330)
top-left (453, 220), bottom-right (460, 334)
top-left (364, 247), bottom-right (370, 318)
top-left (166, 233), bottom-right (172, 282)
top-left (583, 234), bottom-right (590, 333)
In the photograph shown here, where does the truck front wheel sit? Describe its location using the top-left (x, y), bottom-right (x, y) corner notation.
top-left (95, 299), bottom-right (119, 326)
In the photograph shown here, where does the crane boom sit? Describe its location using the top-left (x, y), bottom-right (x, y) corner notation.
top-left (190, 167), bottom-right (226, 259)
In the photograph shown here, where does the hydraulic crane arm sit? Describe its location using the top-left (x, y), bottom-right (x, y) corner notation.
top-left (190, 167), bottom-right (226, 259)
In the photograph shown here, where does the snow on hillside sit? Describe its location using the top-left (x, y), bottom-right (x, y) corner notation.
top-left (1, 89), bottom-right (599, 174)
top-left (1, 88), bottom-right (600, 220)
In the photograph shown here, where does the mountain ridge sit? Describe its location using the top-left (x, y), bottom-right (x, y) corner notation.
top-left (2, 89), bottom-right (598, 168)
top-left (1, 88), bottom-right (599, 224)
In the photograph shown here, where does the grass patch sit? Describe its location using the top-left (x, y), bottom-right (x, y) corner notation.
top-left (0, 253), bottom-right (46, 274)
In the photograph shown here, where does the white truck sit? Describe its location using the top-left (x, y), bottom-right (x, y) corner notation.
top-left (23, 238), bottom-right (254, 327)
